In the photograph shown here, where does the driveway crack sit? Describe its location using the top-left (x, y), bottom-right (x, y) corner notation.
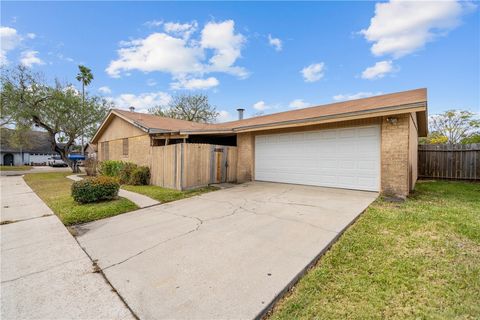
top-left (101, 214), bottom-right (202, 271)
top-left (1, 257), bottom-right (84, 284)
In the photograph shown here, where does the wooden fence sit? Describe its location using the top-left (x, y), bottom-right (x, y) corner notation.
top-left (418, 144), bottom-right (479, 180)
top-left (150, 143), bottom-right (237, 190)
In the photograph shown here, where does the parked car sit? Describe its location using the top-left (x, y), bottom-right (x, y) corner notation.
top-left (47, 155), bottom-right (68, 167)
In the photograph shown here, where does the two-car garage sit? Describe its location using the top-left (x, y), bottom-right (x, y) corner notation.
top-left (254, 125), bottom-right (381, 192)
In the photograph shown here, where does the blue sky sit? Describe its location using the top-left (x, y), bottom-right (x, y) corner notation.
top-left (1, 1), bottom-right (479, 122)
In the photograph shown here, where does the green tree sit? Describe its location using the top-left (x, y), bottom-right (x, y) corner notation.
top-left (76, 65), bottom-right (94, 154)
top-left (429, 110), bottom-right (479, 144)
top-left (1, 65), bottom-right (109, 172)
top-left (149, 93), bottom-right (218, 123)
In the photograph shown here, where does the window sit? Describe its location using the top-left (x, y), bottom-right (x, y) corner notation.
top-left (122, 138), bottom-right (129, 156)
top-left (102, 141), bottom-right (109, 160)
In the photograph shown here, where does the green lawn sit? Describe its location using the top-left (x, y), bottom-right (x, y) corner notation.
top-left (269, 180), bottom-right (480, 320)
top-left (0, 165), bottom-right (32, 171)
top-left (122, 184), bottom-right (219, 203)
top-left (24, 172), bottom-right (138, 225)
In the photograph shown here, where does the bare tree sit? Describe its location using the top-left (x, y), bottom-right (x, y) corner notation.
top-left (149, 93), bottom-right (218, 123)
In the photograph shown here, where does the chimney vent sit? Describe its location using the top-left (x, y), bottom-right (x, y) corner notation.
top-left (236, 108), bottom-right (245, 120)
top-left (129, 106), bottom-right (135, 112)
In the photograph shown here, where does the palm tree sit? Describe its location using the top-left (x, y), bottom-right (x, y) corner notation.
top-left (76, 65), bottom-right (93, 155)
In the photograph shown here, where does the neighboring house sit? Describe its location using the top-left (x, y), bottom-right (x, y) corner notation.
top-left (0, 128), bottom-right (58, 166)
top-left (91, 88), bottom-right (428, 197)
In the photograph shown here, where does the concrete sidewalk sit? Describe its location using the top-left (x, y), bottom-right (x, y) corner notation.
top-left (0, 176), bottom-right (134, 320)
top-left (67, 174), bottom-right (160, 208)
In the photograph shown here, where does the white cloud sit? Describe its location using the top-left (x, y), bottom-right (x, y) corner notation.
top-left (217, 110), bottom-right (234, 123)
top-left (20, 50), bottom-right (44, 67)
top-left (361, 60), bottom-right (396, 80)
top-left (98, 86), bottom-right (112, 94)
top-left (253, 101), bottom-right (270, 111)
top-left (289, 99), bottom-right (310, 109)
top-left (109, 91), bottom-right (172, 113)
top-left (106, 33), bottom-right (203, 78)
top-left (26, 33), bottom-right (36, 39)
top-left (144, 20), bottom-right (163, 28)
top-left (333, 91), bottom-right (383, 101)
top-left (1, 26), bottom-right (22, 65)
top-left (170, 77), bottom-right (219, 90)
top-left (361, 0), bottom-right (475, 58)
top-left (301, 62), bottom-right (325, 82)
top-left (107, 20), bottom-right (248, 87)
top-left (268, 34), bottom-right (282, 51)
top-left (164, 21), bottom-right (198, 39)
top-left (201, 20), bottom-right (247, 77)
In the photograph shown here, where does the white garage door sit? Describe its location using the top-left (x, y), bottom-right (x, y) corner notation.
top-left (254, 125), bottom-right (380, 191)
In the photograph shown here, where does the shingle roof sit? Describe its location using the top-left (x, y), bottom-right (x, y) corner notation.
top-left (113, 109), bottom-right (218, 132)
top-left (215, 88), bottom-right (427, 131)
top-left (0, 128), bottom-right (58, 153)
top-left (93, 88), bottom-right (427, 142)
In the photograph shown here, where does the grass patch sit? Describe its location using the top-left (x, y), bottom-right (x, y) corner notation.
top-left (0, 165), bottom-right (32, 171)
top-left (122, 184), bottom-right (219, 203)
top-left (268, 180), bottom-right (480, 320)
top-left (24, 172), bottom-right (138, 225)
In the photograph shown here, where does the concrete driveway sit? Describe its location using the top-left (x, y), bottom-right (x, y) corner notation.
top-left (76, 182), bottom-right (378, 319)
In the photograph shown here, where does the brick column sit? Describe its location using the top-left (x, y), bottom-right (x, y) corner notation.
top-left (236, 132), bottom-right (254, 183)
top-left (381, 114), bottom-right (410, 197)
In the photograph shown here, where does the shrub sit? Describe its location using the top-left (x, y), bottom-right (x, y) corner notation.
top-left (99, 160), bottom-right (124, 177)
top-left (71, 176), bottom-right (120, 203)
top-left (84, 158), bottom-right (98, 176)
top-left (129, 166), bottom-right (150, 185)
top-left (119, 162), bottom-right (138, 184)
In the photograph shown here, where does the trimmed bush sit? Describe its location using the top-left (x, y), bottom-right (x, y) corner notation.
top-left (119, 162), bottom-right (138, 184)
top-left (129, 166), bottom-right (150, 185)
top-left (71, 176), bottom-right (120, 203)
top-left (84, 158), bottom-right (98, 176)
top-left (98, 160), bottom-right (124, 177)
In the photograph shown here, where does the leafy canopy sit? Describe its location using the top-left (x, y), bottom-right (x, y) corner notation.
top-left (0, 65), bottom-right (110, 171)
top-left (424, 110), bottom-right (479, 144)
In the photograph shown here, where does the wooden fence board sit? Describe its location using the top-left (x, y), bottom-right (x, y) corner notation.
top-left (150, 143), bottom-right (238, 190)
top-left (418, 143), bottom-right (479, 180)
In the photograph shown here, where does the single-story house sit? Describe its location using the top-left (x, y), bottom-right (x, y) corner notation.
top-left (0, 128), bottom-right (59, 166)
top-left (91, 88), bottom-right (428, 197)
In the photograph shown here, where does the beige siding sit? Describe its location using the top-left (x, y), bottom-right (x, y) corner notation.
top-left (97, 116), bottom-right (145, 142)
top-left (409, 113), bottom-right (419, 191)
top-left (97, 135), bottom-right (151, 165)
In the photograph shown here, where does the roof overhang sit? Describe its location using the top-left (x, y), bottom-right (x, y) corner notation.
top-left (91, 109), bottom-right (150, 144)
top-left (91, 98), bottom-right (428, 140)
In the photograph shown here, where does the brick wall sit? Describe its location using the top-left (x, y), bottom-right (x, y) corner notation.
top-left (381, 114), bottom-right (410, 197)
top-left (236, 132), bottom-right (254, 183)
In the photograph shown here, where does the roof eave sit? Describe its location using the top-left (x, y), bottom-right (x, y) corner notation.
top-left (231, 102), bottom-right (427, 133)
